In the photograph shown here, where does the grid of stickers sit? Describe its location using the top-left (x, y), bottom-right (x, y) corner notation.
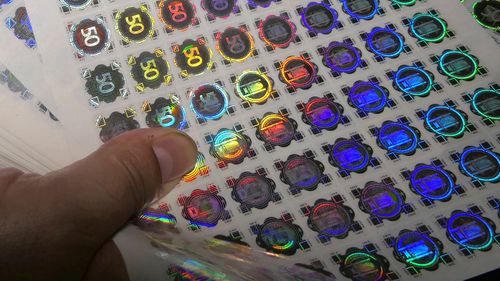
top-left (57, 0), bottom-right (500, 280)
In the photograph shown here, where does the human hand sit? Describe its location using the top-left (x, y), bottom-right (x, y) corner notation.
top-left (0, 128), bottom-right (198, 281)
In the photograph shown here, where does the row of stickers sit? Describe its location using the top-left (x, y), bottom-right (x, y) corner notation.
top-left (138, 199), bottom-right (498, 278)
top-left (55, 0), bottom-right (500, 32)
top-left (73, 5), bottom-right (485, 102)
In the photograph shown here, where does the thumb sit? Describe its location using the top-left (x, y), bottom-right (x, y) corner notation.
top-left (41, 127), bottom-right (198, 240)
top-left (0, 128), bottom-right (197, 280)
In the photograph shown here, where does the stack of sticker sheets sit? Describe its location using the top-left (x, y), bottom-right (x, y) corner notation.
top-left (1, 0), bottom-right (500, 280)
top-left (0, 1), bottom-right (72, 172)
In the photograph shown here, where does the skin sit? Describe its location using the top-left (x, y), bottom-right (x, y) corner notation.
top-left (0, 128), bottom-right (198, 281)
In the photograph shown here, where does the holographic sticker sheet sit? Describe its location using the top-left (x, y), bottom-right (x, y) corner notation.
top-left (26, 0), bottom-right (499, 280)
top-left (0, 60), bottom-right (69, 172)
top-left (0, 0), bottom-right (60, 117)
top-left (461, 0), bottom-right (500, 45)
top-left (0, 62), bottom-right (58, 122)
top-left (0, 1), bottom-right (66, 171)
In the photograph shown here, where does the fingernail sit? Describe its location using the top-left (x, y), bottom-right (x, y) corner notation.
top-left (152, 132), bottom-right (198, 183)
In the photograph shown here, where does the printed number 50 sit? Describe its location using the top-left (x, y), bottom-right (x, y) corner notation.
top-left (183, 47), bottom-right (203, 67)
top-left (212, 0), bottom-right (229, 11)
top-left (81, 26), bottom-right (101, 47)
top-left (125, 14), bottom-right (145, 35)
top-left (140, 59), bottom-right (160, 81)
top-left (96, 72), bottom-right (115, 95)
top-left (168, 2), bottom-right (187, 22)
